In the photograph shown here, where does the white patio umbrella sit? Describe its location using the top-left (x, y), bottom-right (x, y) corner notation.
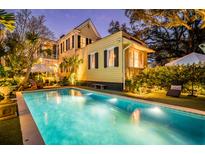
top-left (165, 52), bottom-right (205, 66)
top-left (31, 64), bottom-right (54, 73)
top-left (165, 52), bottom-right (205, 96)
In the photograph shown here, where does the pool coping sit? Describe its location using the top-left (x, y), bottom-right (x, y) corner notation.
top-left (17, 86), bottom-right (205, 145)
top-left (16, 92), bottom-right (45, 145)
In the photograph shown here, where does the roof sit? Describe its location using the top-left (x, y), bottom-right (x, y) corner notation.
top-left (165, 52), bottom-right (205, 66)
top-left (84, 30), bottom-right (155, 53)
top-left (122, 31), bottom-right (155, 53)
top-left (74, 18), bottom-right (101, 38)
top-left (58, 18), bottom-right (101, 41)
top-left (122, 31), bottom-right (146, 46)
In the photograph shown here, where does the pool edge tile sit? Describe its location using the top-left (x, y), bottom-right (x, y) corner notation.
top-left (16, 92), bottom-right (45, 145)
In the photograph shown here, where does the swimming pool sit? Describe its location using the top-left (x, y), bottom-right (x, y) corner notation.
top-left (22, 88), bottom-right (205, 145)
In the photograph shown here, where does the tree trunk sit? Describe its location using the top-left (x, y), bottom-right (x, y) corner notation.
top-left (18, 66), bottom-right (32, 91)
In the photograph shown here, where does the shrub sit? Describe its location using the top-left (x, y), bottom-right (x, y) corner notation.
top-left (59, 77), bottom-right (69, 86)
top-left (131, 64), bottom-right (205, 95)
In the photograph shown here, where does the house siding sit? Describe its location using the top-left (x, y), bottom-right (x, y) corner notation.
top-left (78, 31), bottom-right (123, 83)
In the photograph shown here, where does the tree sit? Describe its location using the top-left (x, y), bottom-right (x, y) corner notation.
top-left (0, 10), bottom-right (15, 57)
top-left (0, 10), bottom-right (15, 41)
top-left (108, 20), bottom-right (130, 34)
top-left (123, 9), bottom-right (205, 65)
top-left (19, 12), bottom-right (53, 90)
top-left (60, 55), bottom-right (83, 85)
top-left (125, 9), bottom-right (205, 30)
top-left (3, 10), bottom-right (54, 90)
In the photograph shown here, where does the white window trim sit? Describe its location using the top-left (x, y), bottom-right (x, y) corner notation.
top-left (89, 51), bottom-right (97, 69)
top-left (106, 46), bottom-right (115, 68)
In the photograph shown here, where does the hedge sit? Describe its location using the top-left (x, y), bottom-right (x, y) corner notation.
top-left (126, 64), bottom-right (205, 95)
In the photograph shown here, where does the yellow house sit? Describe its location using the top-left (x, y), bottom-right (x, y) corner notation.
top-left (57, 19), bottom-right (154, 90)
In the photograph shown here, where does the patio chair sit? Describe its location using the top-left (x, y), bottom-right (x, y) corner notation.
top-left (166, 85), bottom-right (182, 97)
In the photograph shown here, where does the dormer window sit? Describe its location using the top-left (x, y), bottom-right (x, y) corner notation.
top-left (86, 38), bottom-right (92, 45)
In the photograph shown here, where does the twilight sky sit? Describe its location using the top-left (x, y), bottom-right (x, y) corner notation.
top-left (8, 9), bottom-right (130, 40)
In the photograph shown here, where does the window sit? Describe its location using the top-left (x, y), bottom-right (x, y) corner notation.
top-left (88, 52), bottom-right (98, 69)
top-left (86, 38), bottom-right (89, 45)
top-left (68, 38), bottom-right (70, 50)
top-left (81, 37), bottom-right (86, 48)
top-left (104, 47), bottom-right (119, 68)
top-left (108, 48), bottom-right (115, 67)
top-left (90, 53), bottom-right (95, 69)
top-left (72, 35), bottom-right (75, 49)
top-left (60, 43), bottom-right (62, 54)
top-left (78, 35), bottom-right (81, 48)
top-left (57, 45), bottom-right (59, 57)
top-left (86, 38), bottom-right (92, 45)
top-left (89, 39), bottom-right (92, 44)
top-left (129, 50), bottom-right (144, 68)
top-left (62, 42), bottom-right (65, 52)
top-left (66, 39), bottom-right (69, 51)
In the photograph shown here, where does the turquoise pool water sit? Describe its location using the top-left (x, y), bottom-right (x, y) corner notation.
top-left (23, 88), bottom-right (205, 145)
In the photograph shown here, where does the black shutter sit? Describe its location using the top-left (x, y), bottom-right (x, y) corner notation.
top-left (86, 38), bottom-right (89, 45)
top-left (104, 50), bottom-right (107, 68)
top-left (95, 52), bottom-right (98, 69)
top-left (78, 35), bottom-right (81, 48)
top-left (89, 39), bottom-right (92, 44)
top-left (114, 47), bottom-right (119, 67)
top-left (88, 54), bottom-right (91, 70)
top-left (72, 35), bottom-right (75, 48)
top-left (68, 38), bottom-right (70, 49)
top-left (66, 39), bottom-right (68, 51)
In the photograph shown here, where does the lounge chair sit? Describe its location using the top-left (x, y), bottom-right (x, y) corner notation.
top-left (166, 85), bottom-right (182, 97)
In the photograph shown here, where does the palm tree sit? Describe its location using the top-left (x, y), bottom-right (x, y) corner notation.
top-left (60, 55), bottom-right (83, 85)
top-left (0, 10), bottom-right (15, 42)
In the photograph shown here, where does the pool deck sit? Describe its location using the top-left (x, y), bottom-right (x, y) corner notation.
top-left (16, 86), bottom-right (205, 145)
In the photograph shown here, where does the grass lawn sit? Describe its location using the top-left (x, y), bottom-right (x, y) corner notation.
top-left (0, 117), bottom-right (23, 145)
top-left (80, 86), bottom-right (205, 112)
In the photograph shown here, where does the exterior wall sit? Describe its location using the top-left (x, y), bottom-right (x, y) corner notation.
top-left (57, 24), bottom-right (100, 78)
top-left (78, 31), bottom-right (123, 83)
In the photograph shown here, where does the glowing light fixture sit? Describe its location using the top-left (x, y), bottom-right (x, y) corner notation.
top-left (108, 98), bottom-right (118, 103)
top-left (150, 107), bottom-right (163, 114)
top-left (85, 93), bottom-right (93, 96)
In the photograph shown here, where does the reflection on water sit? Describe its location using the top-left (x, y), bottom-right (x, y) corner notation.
top-left (46, 91), bottom-right (61, 104)
top-left (44, 112), bottom-right (48, 125)
top-left (131, 109), bottom-right (141, 123)
top-left (70, 89), bottom-right (82, 96)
